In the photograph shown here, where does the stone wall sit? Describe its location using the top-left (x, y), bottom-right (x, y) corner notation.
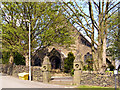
top-left (32, 66), bottom-right (43, 82)
top-left (80, 71), bottom-right (120, 87)
top-left (2, 64), bottom-right (14, 75)
top-left (2, 64), bottom-right (120, 87)
top-left (12, 65), bottom-right (29, 77)
top-left (2, 64), bottom-right (43, 82)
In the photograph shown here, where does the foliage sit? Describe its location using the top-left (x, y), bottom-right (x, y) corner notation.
top-left (2, 52), bottom-right (10, 64)
top-left (105, 70), bottom-right (113, 72)
top-left (107, 12), bottom-right (120, 60)
top-left (2, 2), bottom-right (74, 65)
top-left (2, 51), bottom-right (25, 65)
top-left (83, 65), bottom-right (87, 71)
top-left (14, 52), bottom-right (25, 65)
top-left (107, 64), bottom-right (115, 71)
top-left (64, 52), bottom-right (75, 73)
top-left (70, 68), bottom-right (74, 76)
top-left (83, 57), bottom-right (93, 71)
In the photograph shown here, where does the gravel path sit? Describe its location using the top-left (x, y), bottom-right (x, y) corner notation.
top-left (0, 74), bottom-right (76, 88)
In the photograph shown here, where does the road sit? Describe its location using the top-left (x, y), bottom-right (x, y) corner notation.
top-left (0, 73), bottom-right (75, 89)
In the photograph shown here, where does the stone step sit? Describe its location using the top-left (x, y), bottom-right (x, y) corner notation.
top-left (50, 76), bottom-right (73, 86)
top-left (51, 73), bottom-right (71, 77)
top-left (49, 80), bottom-right (73, 85)
top-left (51, 76), bottom-right (73, 80)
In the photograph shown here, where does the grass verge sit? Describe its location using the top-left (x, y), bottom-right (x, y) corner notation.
top-left (77, 85), bottom-right (120, 90)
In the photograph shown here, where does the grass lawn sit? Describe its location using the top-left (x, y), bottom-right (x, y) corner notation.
top-left (77, 85), bottom-right (120, 90)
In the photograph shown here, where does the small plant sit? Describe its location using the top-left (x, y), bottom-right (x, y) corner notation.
top-left (83, 65), bottom-right (87, 71)
top-left (70, 68), bottom-right (74, 76)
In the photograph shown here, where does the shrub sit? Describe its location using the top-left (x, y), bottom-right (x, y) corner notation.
top-left (14, 52), bottom-right (25, 65)
top-left (83, 57), bottom-right (93, 71)
top-left (64, 52), bottom-right (75, 73)
top-left (2, 51), bottom-right (25, 65)
top-left (2, 52), bottom-right (10, 64)
top-left (107, 64), bottom-right (115, 71)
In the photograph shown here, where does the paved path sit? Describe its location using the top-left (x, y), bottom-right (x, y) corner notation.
top-left (0, 74), bottom-right (76, 89)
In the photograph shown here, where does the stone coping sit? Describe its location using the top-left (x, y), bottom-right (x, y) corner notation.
top-left (81, 71), bottom-right (116, 76)
top-left (51, 76), bottom-right (72, 78)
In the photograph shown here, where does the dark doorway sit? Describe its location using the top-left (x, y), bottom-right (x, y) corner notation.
top-left (50, 56), bottom-right (61, 69)
top-left (34, 57), bottom-right (41, 66)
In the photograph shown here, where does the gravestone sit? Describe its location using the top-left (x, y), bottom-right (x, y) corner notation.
top-left (73, 54), bottom-right (82, 85)
top-left (42, 56), bottom-right (51, 83)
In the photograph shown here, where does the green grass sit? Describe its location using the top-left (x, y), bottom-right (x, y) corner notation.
top-left (77, 85), bottom-right (120, 90)
top-left (78, 85), bottom-right (112, 88)
top-left (105, 71), bottom-right (120, 74)
top-left (105, 71), bottom-right (113, 73)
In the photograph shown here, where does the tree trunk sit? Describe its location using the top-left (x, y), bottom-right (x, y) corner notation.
top-left (102, 35), bottom-right (107, 66)
top-left (24, 55), bottom-right (29, 66)
top-left (98, 13), bottom-right (102, 70)
top-left (91, 45), bottom-right (97, 71)
top-left (99, 35), bottom-right (107, 72)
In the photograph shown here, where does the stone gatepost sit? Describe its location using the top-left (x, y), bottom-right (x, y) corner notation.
top-left (42, 56), bottom-right (51, 83)
top-left (73, 54), bottom-right (82, 85)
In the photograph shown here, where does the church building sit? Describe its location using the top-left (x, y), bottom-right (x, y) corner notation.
top-left (32, 26), bottom-right (95, 70)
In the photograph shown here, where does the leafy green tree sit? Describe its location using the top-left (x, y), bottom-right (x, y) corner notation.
top-left (2, 2), bottom-right (74, 66)
top-left (64, 52), bottom-right (75, 73)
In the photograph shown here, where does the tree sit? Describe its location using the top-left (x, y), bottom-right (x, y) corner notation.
top-left (64, 52), bottom-right (75, 73)
top-left (60, 0), bottom-right (120, 71)
top-left (2, 2), bottom-right (74, 66)
top-left (107, 12), bottom-right (120, 60)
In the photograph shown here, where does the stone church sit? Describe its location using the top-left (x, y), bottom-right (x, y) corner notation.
top-left (32, 25), bottom-right (96, 70)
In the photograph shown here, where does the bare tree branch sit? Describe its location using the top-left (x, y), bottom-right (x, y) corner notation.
top-left (107, 2), bottom-right (120, 14)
